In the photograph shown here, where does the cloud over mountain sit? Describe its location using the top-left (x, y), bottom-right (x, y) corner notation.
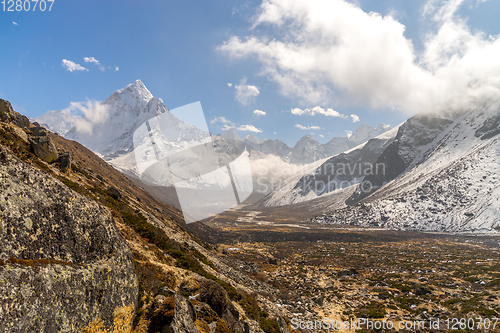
top-left (218, 0), bottom-right (500, 113)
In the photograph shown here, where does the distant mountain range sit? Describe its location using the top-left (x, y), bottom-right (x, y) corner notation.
top-left (260, 99), bottom-right (500, 232)
top-left (221, 121), bottom-right (391, 164)
top-left (37, 80), bottom-right (392, 168)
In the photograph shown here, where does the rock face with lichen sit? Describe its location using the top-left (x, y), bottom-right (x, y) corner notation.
top-left (0, 99), bottom-right (30, 129)
top-left (0, 146), bottom-right (138, 332)
top-left (28, 125), bottom-right (59, 163)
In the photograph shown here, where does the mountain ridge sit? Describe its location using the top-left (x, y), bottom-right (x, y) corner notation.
top-left (222, 121), bottom-right (392, 164)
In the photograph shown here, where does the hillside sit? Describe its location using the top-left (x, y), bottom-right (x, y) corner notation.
top-left (0, 98), bottom-right (292, 333)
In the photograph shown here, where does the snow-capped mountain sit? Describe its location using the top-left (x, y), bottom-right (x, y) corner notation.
top-left (35, 109), bottom-right (79, 136)
top-left (258, 139), bottom-right (293, 158)
top-left (222, 128), bottom-right (241, 141)
top-left (348, 123), bottom-right (391, 146)
top-left (304, 100), bottom-right (500, 232)
top-left (289, 135), bottom-right (324, 164)
top-left (36, 80), bottom-right (211, 175)
top-left (287, 123), bottom-right (392, 164)
top-left (259, 126), bottom-right (400, 207)
top-left (220, 122), bottom-right (392, 165)
top-left (243, 133), bottom-right (265, 145)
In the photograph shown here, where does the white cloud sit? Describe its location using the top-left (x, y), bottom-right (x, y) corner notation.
top-left (253, 110), bottom-right (267, 116)
top-left (60, 100), bottom-right (109, 135)
top-left (235, 78), bottom-right (260, 105)
top-left (219, 0), bottom-right (500, 113)
top-left (345, 130), bottom-right (353, 138)
top-left (211, 116), bottom-right (262, 133)
top-left (84, 56), bottom-right (99, 64)
top-left (227, 83), bottom-right (233, 87)
top-left (84, 57), bottom-right (105, 71)
top-left (291, 106), bottom-right (347, 118)
top-left (237, 124), bottom-right (262, 133)
top-left (351, 114), bottom-right (360, 123)
top-left (62, 59), bottom-right (88, 72)
top-left (319, 134), bottom-right (324, 138)
top-left (12, 22), bottom-right (18, 26)
top-left (115, 66), bottom-right (119, 71)
top-left (295, 124), bottom-right (321, 130)
top-left (211, 116), bottom-right (233, 125)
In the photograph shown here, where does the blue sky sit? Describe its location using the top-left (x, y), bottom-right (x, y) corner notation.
top-left (1, 0), bottom-right (499, 146)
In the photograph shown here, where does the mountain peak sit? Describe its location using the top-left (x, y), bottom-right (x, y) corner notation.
top-left (103, 80), bottom-right (154, 118)
top-left (299, 134), bottom-right (317, 142)
top-left (377, 122), bottom-right (391, 130)
top-left (117, 80), bottom-right (153, 99)
top-left (348, 123), bottom-right (376, 144)
top-left (222, 127), bottom-right (241, 141)
top-left (348, 122), bottom-right (392, 145)
top-left (294, 135), bottom-right (319, 148)
top-left (243, 133), bottom-right (265, 144)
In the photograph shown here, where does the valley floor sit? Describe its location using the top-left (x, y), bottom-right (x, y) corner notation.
top-left (201, 217), bottom-right (500, 332)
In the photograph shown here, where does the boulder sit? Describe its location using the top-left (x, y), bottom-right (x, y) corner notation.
top-left (31, 126), bottom-right (50, 137)
top-left (313, 295), bottom-right (324, 306)
top-left (180, 278), bottom-right (199, 295)
top-left (278, 316), bottom-right (290, 333)
top-left (59, 152), bottom-right (72, 173)
top-left (29, 135), bottom-right (58, 162)
top-left (268, 258), bottom-right (278, 265)
top-left (244, 319), bottom-right (265, 333)
top-left (12, 111), bottom-right (30, 129)
top-left (0, 146), bottom-right (138, 332)
top-left (325, 280), bottom-right (334, 290)
top-left (415, 287), bottom-right (432, 296)
top-left (163, 294), bottom-right (200, 333)
top-left (107, 186), bottom-right (122, 200)
top-left (5, 124), bottom-right (29, 143)
top-left (338, 268), bottom-right (358, 277)
top-left (197, 279), bottom-right (243, 332)
top-left (147, 294), bottom-right (177, 333)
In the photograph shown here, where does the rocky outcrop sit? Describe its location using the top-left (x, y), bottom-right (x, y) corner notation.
top-left (243, 320), bottom-right (265, 333)
top-left (58, 151), bottom-right (72, 173)
top-left (147, 287), bottom-right (200, 333)
top-left (29, 135), bottom-right (58, 162)
top-left (0, 99), bottom-right (30, 129)
top-left (0, 146), bottom-right (138, 332)
top-left (27, 125), bottom-right (59, 163)
top-left (0, 99), bottom-right (11, 123)
top-left (277, 317), bottom-right (290, 333)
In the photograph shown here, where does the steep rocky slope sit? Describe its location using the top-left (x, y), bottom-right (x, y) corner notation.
top-left (0, 145), bottom-right (138, 332)
top-left (1, 99), bottom-right (293, 332)
top-left (310, 100), bottom-right (500, 232)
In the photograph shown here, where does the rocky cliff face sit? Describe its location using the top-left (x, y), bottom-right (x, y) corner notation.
top-left (0, 146), bottom-right (138, 332)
